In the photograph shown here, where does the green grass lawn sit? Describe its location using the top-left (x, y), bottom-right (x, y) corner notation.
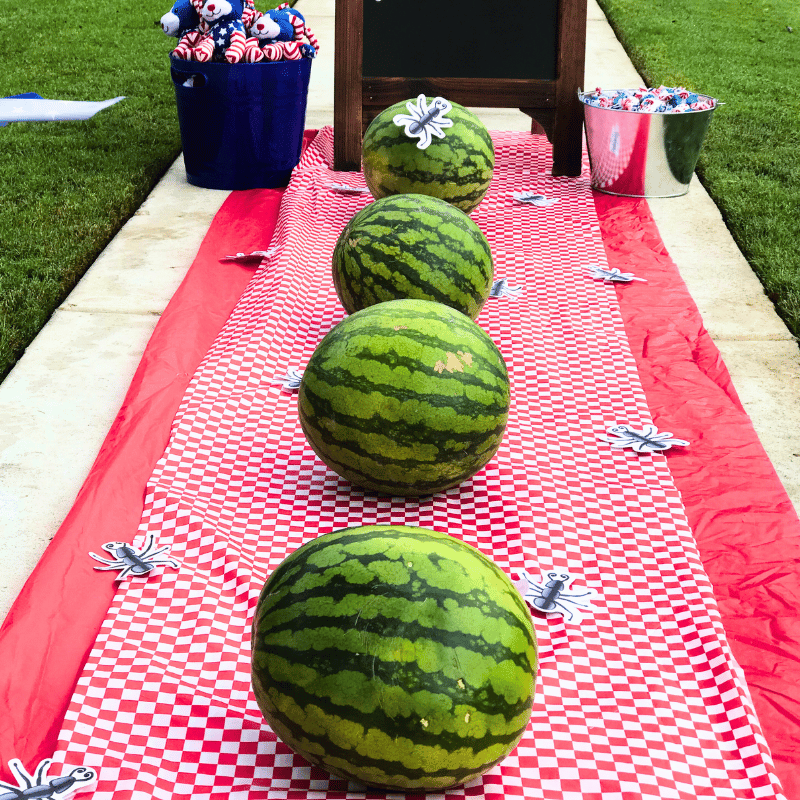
top-left (0, 0), bottom-right (185, 382)
top-left (0, 0), bottom-right (286, 384)
top-left (596, 0), bottom-right (800, 338)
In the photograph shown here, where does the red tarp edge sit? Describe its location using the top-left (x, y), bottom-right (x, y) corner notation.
top-left (594, 193), bottom-right (800, 797)
top-left (1, 150), bottom-right (798, 795)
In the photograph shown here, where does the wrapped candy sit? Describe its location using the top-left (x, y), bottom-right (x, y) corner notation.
top-left (583, 86), bottom-right (716, 112)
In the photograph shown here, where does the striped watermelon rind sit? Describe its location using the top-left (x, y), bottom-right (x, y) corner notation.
top-left (251, 524), bottom-right (537, 791)
top-left (332, 193), bottom-right (494, 319)
top-left (362, 98), bottom-right (495, 214)
top-left (298, 299), bottom-right (510, 496)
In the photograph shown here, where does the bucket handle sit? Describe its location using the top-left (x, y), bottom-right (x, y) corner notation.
top-left (170, 66), bottom-right (207, 88)
top-left (169, 56), bottom-right (210, 88)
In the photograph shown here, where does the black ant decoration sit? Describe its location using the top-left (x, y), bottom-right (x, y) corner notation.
top-left (89, 533), bottom-right (179, 580)
top-left (488, 278), bottom-right (524, 299)
top-left (0, 758), bottom-right (95, 800)
top-left (515, 570), bottom-right (598, 623)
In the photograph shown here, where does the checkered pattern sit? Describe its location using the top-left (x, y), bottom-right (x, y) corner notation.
top-left (51, 128), bottom-right (785, 799)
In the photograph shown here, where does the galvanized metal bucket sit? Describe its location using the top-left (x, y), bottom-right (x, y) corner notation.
top-left (579, 90), bottom-right (717, 198)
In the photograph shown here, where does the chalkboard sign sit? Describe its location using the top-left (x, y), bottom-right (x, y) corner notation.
top-left (333, 0), bottom-right (587, 175)
top-left (362, 0), bottom-right (558, 81)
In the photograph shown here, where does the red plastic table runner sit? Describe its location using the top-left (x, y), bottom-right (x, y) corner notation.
top-left (0, 128), bottom-right (797, 798)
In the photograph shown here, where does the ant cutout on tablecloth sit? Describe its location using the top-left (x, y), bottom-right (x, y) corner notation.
top-left (221, 248), bottom-right (277, 263)
top-left (0, 758), bottom-right (95, 800)
top-left (88, 533), bottom-right (180, 580)
top-left (600, 424), bottom-right (690, 454)
top-left (488, 279), bottom-right (524, 299)
top-left (272, 367), bottom-right (304, 392)
top-left (587, 264), bottom-right (647, 283)
top-left (512, 191), bottom-right (559, 207)
top-left (326, 183), bottom-right (372, 196)
top-left (514, 570), bottom-right (599, 624)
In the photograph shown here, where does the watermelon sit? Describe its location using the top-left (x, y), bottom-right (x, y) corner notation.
top-left (298, 299), bottom-right (510, 496)
top-left (362, 96), bottom-right (495, 214)
top-left (332, 193), bottom-right (494, 320)
top-left (251, 524), bottom-right (537, 791)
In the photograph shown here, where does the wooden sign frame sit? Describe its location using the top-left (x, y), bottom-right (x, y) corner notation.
top-left (333, 0), bottom-right (587, 176)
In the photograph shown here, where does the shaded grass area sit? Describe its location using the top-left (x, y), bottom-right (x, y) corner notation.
top-left (0, 1), bottom-right (184, 382)
top-left (596, 0), bottom-right (800, 338)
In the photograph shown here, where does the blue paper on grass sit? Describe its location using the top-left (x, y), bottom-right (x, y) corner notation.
top-left (0, 95), bottom-right (124, 126)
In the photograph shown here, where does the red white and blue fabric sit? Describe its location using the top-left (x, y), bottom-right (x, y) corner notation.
top-left (172, 0), bottom-right (247, 62)
top-left (164, 0), bottom-right (209, 59)
top-left (241, 0), bottom-right (257, 31)
top-left (160, 0), bottom-right (202, 38)
top-left (43, 128), bottom-right (787, 799)
top-left (246, 5), bottom-right (317, 61)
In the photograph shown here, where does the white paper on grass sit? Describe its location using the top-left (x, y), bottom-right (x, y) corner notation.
top-left (0, 96), bottom-right (125, 125)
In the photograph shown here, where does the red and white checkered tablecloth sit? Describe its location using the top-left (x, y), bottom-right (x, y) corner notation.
top-left (50, 128), bottom-right (785, 799)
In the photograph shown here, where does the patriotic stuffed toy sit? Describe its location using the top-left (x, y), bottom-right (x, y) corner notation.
top-left (161, 0), bottom-right (207, 56)
top-left (172, 0), bottom-right (248, 63)
top-left (164, 0), bottom-right (318, 63)
top-left (241, 0), bottom-right (258, 30)
top-left (160, 0), bottom-right (201, 37)
top-left (244, 4), bottom-right (319, 62)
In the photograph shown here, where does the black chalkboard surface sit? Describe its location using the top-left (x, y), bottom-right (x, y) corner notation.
top-left (362, 0), bottom-right (559, 81)
top-left (334, 0), bottom-right (587, 176)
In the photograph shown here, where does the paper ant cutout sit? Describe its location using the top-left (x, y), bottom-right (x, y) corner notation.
top-left (488, 279), bottom-right (524, 299)
top-left (392, 95), bottom-right (453, 149)
top-left (272, 367), bottom-right (304, 391)
top-left (0, 758), bottom-right (95, 800)
top-left (513, 191), bottom-right (558, 207)
top-left (599, 423), bottom-right (689, 454)
top-left (89, 534), bottom-right (179, 580)
top-left (221, 248), bottom-right (276, 263)
top-left (515, 570), bottom-right (598, 624)
top-left (587, 264), bottom-right (646, 283)
top-left (326, 183), bottom-right (371, 195)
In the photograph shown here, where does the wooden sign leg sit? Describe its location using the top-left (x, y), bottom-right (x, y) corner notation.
top-left (333, 0), bottom-right (364, 171)
top-left (551, 94), bottom-right (584, 177)
top-left (551, 0), bottom-right (587, 177)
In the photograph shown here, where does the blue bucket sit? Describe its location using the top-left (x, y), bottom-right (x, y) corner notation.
top-left (170, 55), bottom-right (311, 190)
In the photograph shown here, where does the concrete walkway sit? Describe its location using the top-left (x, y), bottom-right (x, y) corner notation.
top-left (1, 0), bottom-right (798, 620)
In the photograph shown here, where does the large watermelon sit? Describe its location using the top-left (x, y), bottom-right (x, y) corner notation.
top-left (298, 299), bottom-right (510, 496)
top-left (332, 193), bottom-right (494, 319)
top-left (362, 95), bottom-right (494, 214)
top-left (251, 524), bottom-right (537, 791)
